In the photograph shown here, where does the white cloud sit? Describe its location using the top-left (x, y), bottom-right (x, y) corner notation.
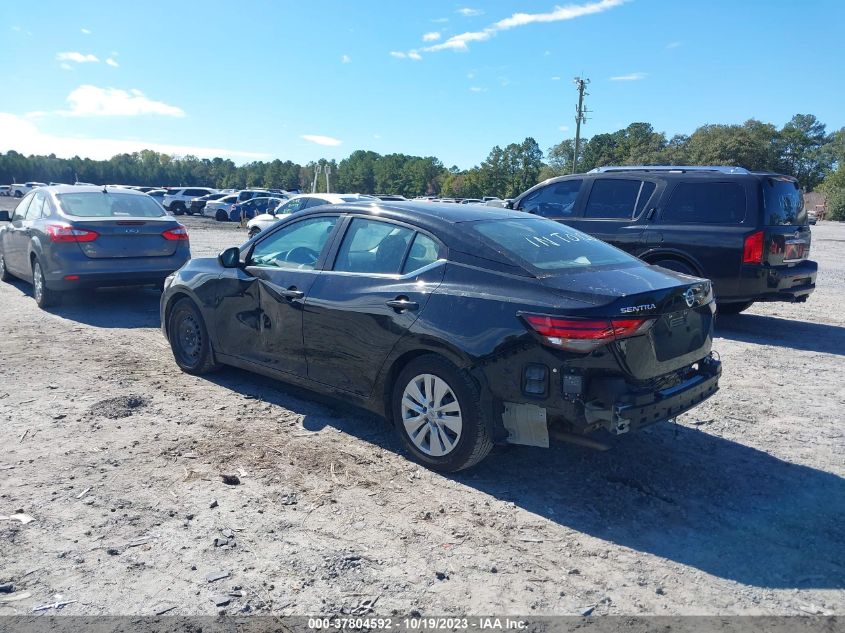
top-left (60, 63), bottom-right (73, 71)
top-left (389, 51), bottom-right (406, 58)
top-left (422, 0), bottom-right (626, 54)
top-left (422, 31), bottom-right (441, 42)
top-left (341, 54), bottom-right (351, 63)
top-left (551, 75), bottom-right (561, 80)
top-left (666, 41), bottom-right (681, 49)
top-left (373, 134), bottom-right (381, 139)
top-left (81, 28), bottom-right (91, 34)
top-left (609, 72), bottom-right (647, 81)
top-left (469, 86), bottom-right (486, 93)
top-left (0, 113), bottom-right (268, 162)
top-left (431, 17), bottom-right (449, 23)
top-left (105, 58), bottom-right (119, 67)
top-left (301, 134), bottom-right (342, 147)
top-left (559, 125), bottom-right (570, 132)
top-left (59, 85), bottom-right (185, 117)
top-left (408, 51), bottom-right (422, 60)
top-left (457, 7), bottom-right (484, 16)
top-left (544, 50), bottom-right (551, 56)
top-left (56, 51), bottom-right (99, 63)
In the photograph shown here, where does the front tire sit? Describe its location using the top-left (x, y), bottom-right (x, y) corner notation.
top-left (32, 259), bottom-right (59, 309)
top-left (171, 202), bottom-right (186, 215)
top-left (0, 251), bottom-right (10, 282)
top-left (167, 297), bottom-right (221, 374)
top-left (392, 355), bottom-right (492, 472)
top-left (215, 210), bottom-right (228, 222)
top-left (718, 301), bottom-right (754, 315)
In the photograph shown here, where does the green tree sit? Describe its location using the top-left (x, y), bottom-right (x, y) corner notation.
top-left (778, 114), bottom-right (832, 189)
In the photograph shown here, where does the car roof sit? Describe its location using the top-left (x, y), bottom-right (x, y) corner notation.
top-left (39, 185), bottom-right (149, 196)
top-left (298, 200), bottom-right (522, 225)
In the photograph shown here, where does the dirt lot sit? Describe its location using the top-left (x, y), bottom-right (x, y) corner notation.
top-left (0, 198), bottom-right (843, 617)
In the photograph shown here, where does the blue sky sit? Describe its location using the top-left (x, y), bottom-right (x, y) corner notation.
top-left (2, 0), bottom-right (844, 168)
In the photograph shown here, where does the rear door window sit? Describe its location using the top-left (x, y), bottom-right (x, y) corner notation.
top-left (402, 233), bottom-right (441, 273)
top-left (584, 179), bottom-right (642, 219)
top-left (662, 182), bottom-right (746, 224)
top-left (519, 180), bottom-right (582, 218)
top-left (333, 218), bottom-right (414, 274)
top-left (762, 177), bottom-right (805, 225)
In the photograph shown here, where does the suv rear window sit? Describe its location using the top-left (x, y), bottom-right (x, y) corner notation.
top-left (584, 179), bottom-right (642, 219)
top-left (662, 182), bottom-right (746, 224)
top-left (472, 217), bottom-right (638, 272)
top-left (762, 177), bottom-right (805, 225)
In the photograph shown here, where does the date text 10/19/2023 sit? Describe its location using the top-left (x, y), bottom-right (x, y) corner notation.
top-left (307, 617), bottom-right (530, 630)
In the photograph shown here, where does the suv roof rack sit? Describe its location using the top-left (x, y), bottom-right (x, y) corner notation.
top-left (588, 165), bottom-right (750, 175)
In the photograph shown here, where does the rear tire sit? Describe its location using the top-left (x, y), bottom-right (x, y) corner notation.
top-left (32, 259), bottom-right (60, 309)
top-left (215, 210), bottom-right (228, 222)
top-left (717, 301), bottom-right (754, 315)
top-left (15, 191), bottom-right (22, 198)
top-left (0, 251), bottom-right (10, 282)
top-left (167, 297), bottom-right (221, 374)
top-left (392, 354), bottom-right (493, 472)
top-left (171, 202), bottom-right (185, 215)
top-left (651, 258), bottom-right (696, 276)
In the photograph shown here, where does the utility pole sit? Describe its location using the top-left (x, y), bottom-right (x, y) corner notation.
top-left (311, 164), bottom-right (322, 193)
top-left (325, 164), bottom-right (331, 194)
top-left (572, 75), bottom-right (590, 174)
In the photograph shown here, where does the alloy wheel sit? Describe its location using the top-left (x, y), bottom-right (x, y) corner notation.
top-left (401, 373), bottom-right (463, 457)
top-left (33, 262), bottom-right (44, 302)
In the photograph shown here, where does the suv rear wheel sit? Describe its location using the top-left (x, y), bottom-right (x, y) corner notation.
top-left (717, 301), bottom-right (754, 315)
top-left (215, 209), bottom-right (228, 222)
top-left (392, 355), bottom-right (492, 472)
top-left (651, 258), bottom-right (696, 276)
top-left (171, 202), bottom-right (186, 215)
top-left (0, 252), bottom-right (10, 282)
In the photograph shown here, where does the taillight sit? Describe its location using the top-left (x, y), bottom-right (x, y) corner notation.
top-left (743, 231), bottom-right (764, 264)
top-left (522, 314), bottom-right (653, 352)
top-left (162, 225), bottom-right (189, 241)
top-left (46, 223), bottom-right (98, 243)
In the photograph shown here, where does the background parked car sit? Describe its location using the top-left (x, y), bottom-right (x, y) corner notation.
top-left (0, 186), bottom-right (190, 308)
top-left (245, 193), bottom-right (376, 237)
top-left (189, 192), bottom-right (228, 216)
top-left (0, 186), bottom-right (10, 197)
top-left (145, 189), bottom-right (168, 205)
top-left (204, 194), bottom-right (239, 220)
top-left (225, 196), bottom-right (286, 225)
top-left (508, 165), bottom-right (817, 314)
top-left (11, 182), bottom-right (47, 197)
top-left (162, 187), bottom-right (217, 215)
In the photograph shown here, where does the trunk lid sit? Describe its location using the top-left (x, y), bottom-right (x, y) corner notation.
top-left (70, 218), bottom-right (182, 258)
top-left (540, 264), bottom-right (715, 379)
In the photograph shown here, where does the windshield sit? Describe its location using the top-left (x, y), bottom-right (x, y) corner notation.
top-left (471, 217), bottom-right (639, 272)
top-left (762, 177), bottom-right (806, 225)
top-left (56, 192), bottom-right (167, 217)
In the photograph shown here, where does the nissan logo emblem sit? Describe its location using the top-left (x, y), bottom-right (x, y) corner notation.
top-left (683, 288), bottom-right (695, 308)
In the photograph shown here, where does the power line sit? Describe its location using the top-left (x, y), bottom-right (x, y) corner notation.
top-left (572, 75), bottom-right (591, 174)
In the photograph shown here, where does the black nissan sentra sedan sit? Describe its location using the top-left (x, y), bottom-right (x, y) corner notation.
top-left (161, 202), bottom-right (721, 471)
top-left (0, 186), bottom-right (191, 308)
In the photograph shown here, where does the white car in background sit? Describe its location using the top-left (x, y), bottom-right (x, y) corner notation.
top-left (162, 187), bottom-right (217, 215)
top-left (245, 193), bottom-right (376, 238)
top-left (0, 186), bottom-right (10, 197)
top-left (203, 194), bottom-right (239, 219)
top-left (11, 182), bottom-right (47, 197)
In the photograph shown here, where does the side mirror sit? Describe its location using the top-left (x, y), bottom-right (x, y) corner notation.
top-left (0, 211), bottom-right (9, 222)
top-left (505, 200), bottom-right (515, 210)
top-left (218, 246), bottom-right (242, 268)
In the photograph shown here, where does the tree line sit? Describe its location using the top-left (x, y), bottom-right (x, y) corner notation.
top-left (1, 113), bottom-right (843, 217)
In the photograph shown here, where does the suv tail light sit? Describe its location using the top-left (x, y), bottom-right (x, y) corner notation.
top-left (46, 223), bottom-right (98, 243)
top-left (162, 225), bottom-right (189, 241)
top-left (521, 314), bottom-right (653, 353)
top-left (743, 230), bottom-right (764, 264)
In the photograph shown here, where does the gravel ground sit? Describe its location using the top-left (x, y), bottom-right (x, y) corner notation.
top-left (0, 198), bottom-right (843, 617)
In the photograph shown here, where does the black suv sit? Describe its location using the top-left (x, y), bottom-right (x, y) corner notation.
top-left (508, 166), bottom-right (817, 313)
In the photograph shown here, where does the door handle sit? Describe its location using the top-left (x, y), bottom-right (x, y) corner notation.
top-left (386, 297), bottom-right (419, 312)
top-left (280, 286), bottom-right (304, 300)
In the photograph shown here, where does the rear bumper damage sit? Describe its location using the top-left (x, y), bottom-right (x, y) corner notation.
top-left (583, 354), bottom-right (721, 434)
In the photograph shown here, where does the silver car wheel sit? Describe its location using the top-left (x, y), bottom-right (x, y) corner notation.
top-left (401, 373), bottom-right (463, 457)
top-left (33, 262), bottom-right (44, 302)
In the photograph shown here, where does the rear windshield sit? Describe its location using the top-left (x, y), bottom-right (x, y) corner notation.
top-left (471, 217), bottom-right (638, 272)
top-left (762, 177), bottom-right (805, 225)
top-left (56, 192), bottom-right (167, 217)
